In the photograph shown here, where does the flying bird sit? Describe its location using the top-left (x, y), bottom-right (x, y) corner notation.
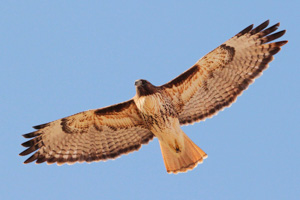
top-left (20, 20), bottom-right (287, 174)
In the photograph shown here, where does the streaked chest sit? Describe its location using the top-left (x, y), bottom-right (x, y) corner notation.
top-left (134, 93), bottom-right (178, 131)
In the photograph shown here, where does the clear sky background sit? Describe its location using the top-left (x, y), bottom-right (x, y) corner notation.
top-left (1, 1), bottom-right (299, 200)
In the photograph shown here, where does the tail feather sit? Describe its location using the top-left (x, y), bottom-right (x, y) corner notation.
top-left (159, 133), bottom-right (207, 174)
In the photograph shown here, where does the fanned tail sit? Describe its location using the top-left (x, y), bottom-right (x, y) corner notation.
top-left (159, 133), bottom-right (207, 174)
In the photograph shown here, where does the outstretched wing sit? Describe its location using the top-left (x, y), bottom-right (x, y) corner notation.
top-left (161, 20), bottom-right (287, 125)
top-left (20, 99), bottom-right (154, 165)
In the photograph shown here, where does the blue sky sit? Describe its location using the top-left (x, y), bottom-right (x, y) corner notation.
top-left (1, 1), bottom-right (299, 200)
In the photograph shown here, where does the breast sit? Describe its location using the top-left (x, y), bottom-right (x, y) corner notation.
top-left (135, 93), bottom-right (165, 115)
top-left (134, 93), bottom-right (179, 131)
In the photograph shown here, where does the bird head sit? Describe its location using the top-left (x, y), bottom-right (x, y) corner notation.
top-left (135, 79), bottom-right (157, 96)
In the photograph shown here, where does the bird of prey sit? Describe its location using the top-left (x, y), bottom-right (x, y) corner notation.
top-left (20, 20), bottom-right (287, 174)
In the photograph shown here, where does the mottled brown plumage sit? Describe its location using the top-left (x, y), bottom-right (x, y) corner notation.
top-left (20, 20), bottom-right (287, 174)
top-left (20, 100), bottom-right (154, 165)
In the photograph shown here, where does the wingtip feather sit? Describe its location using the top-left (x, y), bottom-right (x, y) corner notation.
top-left (250, 20), bottom-right (270, 35)
top-left (33, 122), bottom-right (49, 130)
top-left (236, 24), bottom-right (253, 37)
top-left (22, 131), bottom-right (40, 138)
top-left (23, 153), bottom-right (39, 164)
top-left (262, 30), bottom-right (286, 44)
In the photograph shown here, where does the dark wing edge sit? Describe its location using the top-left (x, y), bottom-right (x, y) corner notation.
top-left (20, 99), bottom-right (154, 165)
top-left (161, 20), bottom-right (287, 125)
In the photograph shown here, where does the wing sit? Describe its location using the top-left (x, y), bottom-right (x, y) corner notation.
top-left (20, 99), bottom-right (154, 165)
top-left (161, 20), bottom-right (287, 125)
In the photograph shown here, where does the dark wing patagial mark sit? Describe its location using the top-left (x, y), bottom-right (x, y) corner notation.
top-left (94, 100), bottom-right (134, 115)
top-left (20, 99), bottom-right (155, 165)
top-left (162, 64), bottom-right (199, 89)
top-left (180, 20), bottom-right (287, 125)
top-left (159, 20), bottom-right (287, 126)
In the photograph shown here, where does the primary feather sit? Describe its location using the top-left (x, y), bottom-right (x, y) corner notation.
top-left (20, 20), bottom-right (287, 174)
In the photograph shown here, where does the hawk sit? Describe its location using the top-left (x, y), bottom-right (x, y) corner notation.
top-left (20, 20), bottom-right (287, 174)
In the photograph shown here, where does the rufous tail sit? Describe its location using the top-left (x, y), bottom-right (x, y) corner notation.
top-left (159, 133), bottom-right (207, 174)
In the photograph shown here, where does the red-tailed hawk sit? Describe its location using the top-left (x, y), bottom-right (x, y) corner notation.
top-left (20, 20), bottom-right (287, 174)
